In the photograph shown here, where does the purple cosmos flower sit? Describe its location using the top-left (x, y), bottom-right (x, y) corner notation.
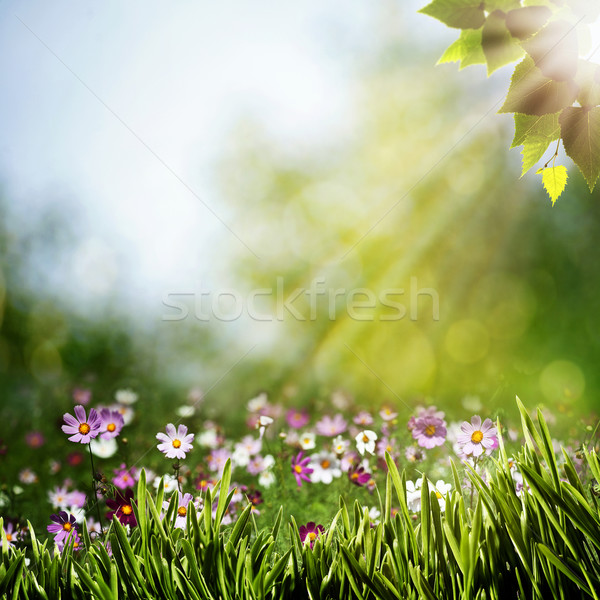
top-left (113, 464), bottom-right (137, 490)
top-left (156, 424), bottom-right (194, 460)
top-left (62, 405), bottom-right (101, 444)
top-left (348, 465), bottom-right (372, 487)
top-left (291, 451), bottom-right (314, 487)
top-left (286, 408), bottom-right (310, 429)
top-left (207, 448), bottom-right (230, 474)
top-left (99, 408), bottom-right (124, 440)
top-left (299, 522), bottom-right (324, 548)
top-left (25, 430), bottom-right (46, 448)
top-left (47, 511), bottom-right (78, 543)
top-left (106, 489), bottom-right (137, 527)
top-left (72, 387), bottom-right (92, 405)
top-left (411, 415), bottom-right (447, 449)
top-left (163, 492), bottom-right (194, 529)
top-left (457, 416), bottom-right (497, 457)
top-left (0, 522), bottom-right (17, 548)
top-left (353, 411), bottom-right (374, 426)
top-left (57, 528), bottom-right (82, 552)
top-left (315, 414), bottom-right (348, 437)
top-left (246, 489), bottom-right (263, 514)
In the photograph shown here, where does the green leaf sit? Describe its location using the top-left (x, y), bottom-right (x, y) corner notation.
top-left (511, 112), bottom-right (560, 148)
top-left (521, 135), bottom-right (551, 176)
top-left (419, 0), bottom-right (485, 30)
top-left (575, 60), bottom-right (600, 108)
top-left (537, 543), bottom-right (593, 595)
top-left (521, 20), bottom-right (579, 82)
top-left (499, 56), bottom-right (578, 116)
top-left (559, 106), bottom-right (600, 191)
top-left (485, 0), bottom-right (520, 11)
top-left (505, 6), bottom-right (552, 40)
top-left (482, 10), bottom-right (525, 75)
top-left (539, 165), bottom-right (568, 205)
top-left (438, 28), bottom-right (486, 70)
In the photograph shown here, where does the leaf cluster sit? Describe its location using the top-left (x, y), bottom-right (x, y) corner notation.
top-left (421, 0), bottom-right (600, 203)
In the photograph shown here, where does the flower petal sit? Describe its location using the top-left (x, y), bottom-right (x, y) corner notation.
top-left (74, 405), bottom-right (87, 422)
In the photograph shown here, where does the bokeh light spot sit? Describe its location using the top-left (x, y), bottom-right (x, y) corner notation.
top-left (445, 319), bottom-right (490, 364)
top-left (539, 360), bottom-right (585, 403)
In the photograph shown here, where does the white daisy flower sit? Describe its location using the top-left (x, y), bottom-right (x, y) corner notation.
top-left (90, 436), bottom-right (118, 458)
top-left (115, 388), bottom-right (138, 405)
top-left (309, 451), bottom-right (342, 484)
top-left (355, 430), bottom-right (377, 456)
top-left (299, 432), bottom-right (316, 450)
top-left (258, 470), bottom-right (276, 488)
top-left (247, 393), bottom-right (268, 413)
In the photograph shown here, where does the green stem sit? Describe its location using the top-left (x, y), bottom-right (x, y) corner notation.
top-left (88, 443), bottom-right (105, 537)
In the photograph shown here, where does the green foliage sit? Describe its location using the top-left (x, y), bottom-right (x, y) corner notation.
top-left (2, 400), bottom-right (600, 598)
top-left (423, 0), bottom-right (600, 199)
top-left (419, 0), bottom-right (486, 30)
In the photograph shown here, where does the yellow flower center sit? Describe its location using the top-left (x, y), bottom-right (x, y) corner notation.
top-left (471, 430), bottom-right (484, 443)
top-left (362, 434), bottom-right (370, 443)
top-left (79, 423), bottom-right (90, 435)
top-left (308, 532), bottom-right (317, 541)
top-left (321, 459), bottom-right (330, 469)
top-left (200, 479), bottom-right (207, 488)
top-left (425, 424), bottom-right (436, 436)
top-left (122, 505), bottom-right (133, 515)
top-left (6, 533), bottom-right (12, 541)
top-left (303, 438), bottom-right (311, 444)
top-left (351, 472), bottom-right (359, 481)
top-left (172, 439), bottom-right (182, 448)
top-left (63, 522), bottom-right (72, 531)
top-left (177, 506), bottom-right (187, 517)
top-left (294, 465), bottom-right (303, 474)
top-left (107, 423), bottom-right (116, 432)
top-left (436, 491), bottom-right (443, 499)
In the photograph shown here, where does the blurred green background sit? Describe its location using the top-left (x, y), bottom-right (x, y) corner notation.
top-left (1, 0), bottom-right (599, 459)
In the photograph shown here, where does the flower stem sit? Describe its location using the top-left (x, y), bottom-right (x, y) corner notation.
top-left (87, 443), bottom-right (105, 537)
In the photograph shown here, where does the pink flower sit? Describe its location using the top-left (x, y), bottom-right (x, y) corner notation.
top-left (106, 489), bottom-right (137, 527)
top-left (25, 430), bottom-right (45, 448)
top-left (353, 411), bottom-right (374, 426)
top-left (1, 522), bottom-right (17, 548)
top-left (99, 409), bottom-right (124, 440)
top-left (411, 416), bottom-right (446, 449)
top-left (207, 448), bottom-right (230, 474)
top-left (72, 388), bottom-right (92, 405)
top-left (62, 406), bottom-right (101, 444)
top-left (286, 408), bottom-right (310, 429)
top-left (299, 522), bottom-right (324, 548)
top-left (47, 511), bottom-right (78, 544)
top-left (113, 464), bottom-right (137, 490)
top-left (379, 407), bottom-right (398, 421)
top-left (348, 465), bottom-right (371, 487)
top-left (457, 416), bottom-right (497, 457)
top-left (291, 451), bottom-right (313, 487)
top-left (156, 424), bottom-right (194, 460)
top-left (163, 492), bottom-right (194, 529)
top-left (315, 414), bottom-right (347, 437)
